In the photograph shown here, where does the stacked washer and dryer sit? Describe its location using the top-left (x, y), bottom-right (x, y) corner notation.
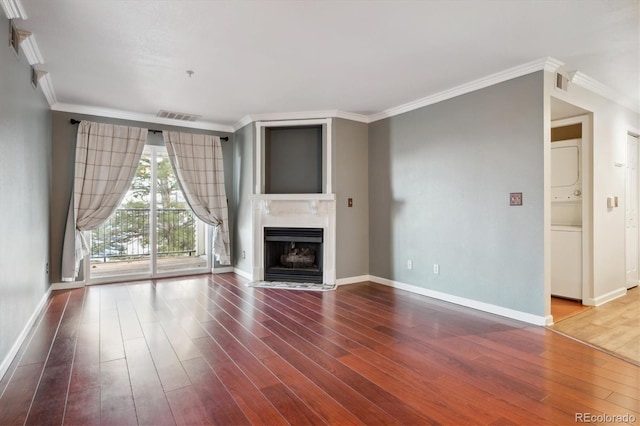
top-left (551, 138), bottom-right (583, 300)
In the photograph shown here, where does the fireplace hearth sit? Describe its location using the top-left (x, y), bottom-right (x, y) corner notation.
top-left (264, 227), bottom-right (323, 283)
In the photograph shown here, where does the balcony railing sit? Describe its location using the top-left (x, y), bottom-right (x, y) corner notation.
top-left (91, 208), bottom-right (197, 262)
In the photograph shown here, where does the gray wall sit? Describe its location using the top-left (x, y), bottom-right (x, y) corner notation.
top-left (333, 119), bottom-right (369, 279)
top-left (0, 17), bottom-right (52, 371)
top-left (369, 72), bottom-right (545, 315)
top-left (232, 123), bottom-right (255, 275)
top-left (50, 111), bottom-right (233, 283)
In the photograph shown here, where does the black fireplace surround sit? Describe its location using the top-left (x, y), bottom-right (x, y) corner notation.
top-left (264, 227), bottom-right (323, 283)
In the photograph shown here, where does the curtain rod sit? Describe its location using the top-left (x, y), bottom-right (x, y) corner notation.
top-left (69, 119), bottom-right (229, 141)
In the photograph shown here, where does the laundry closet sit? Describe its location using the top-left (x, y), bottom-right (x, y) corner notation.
top-left (551, 122), bottom-right (583, 300)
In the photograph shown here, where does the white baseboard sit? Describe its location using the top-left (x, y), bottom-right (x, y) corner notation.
top-left (226, 270), bottom-right (546, 325)
top-left (0, 287), bottom-right (51, 382)
top-left (212, 266), bottom-right (234, 274)
top-left (583, 286), bottom-right (627, 306)
top-left (233, 267), bottom-right (252, 280)
top-left (369, 275), bottom-right (547, 326)
top-left (336, 275), bottom-right (371, 286)
top-left (51, 281), bottom-right (85, 290)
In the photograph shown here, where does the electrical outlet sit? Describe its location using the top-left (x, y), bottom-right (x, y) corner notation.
top-left (242, 250), bottom-right (246, 259)
top-left (407, 260), bottom-right (413, 270)
top-left (433, 264), bottom-right (439, 275)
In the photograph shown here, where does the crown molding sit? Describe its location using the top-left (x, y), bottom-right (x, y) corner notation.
top-left (539, 57), bottom-right (638, 113)
top-left (231, 55), bottom-right (638, 130)
top-left (572, 71), bottom-right (639, 114)
top-left (20, 33), bottom-right (44, 65)
top-left (33, 56), bottom-right (640, 135)
top-left (39, 72), bottom-right (57, 106)
top-left (233, 109), bottom-right (368, 131)
top-left (234, 115), bottom-right (253, 130)
top-left (333, 110), bottom-right (370, 123)
top-left (51, 103), bottom-right (236, 133)
top-left (543, 57), bottom-right (565, 72)
top-left (0, 0), bottom-right (26, 19)
top-left (368, 57), bottom-right (557, 123)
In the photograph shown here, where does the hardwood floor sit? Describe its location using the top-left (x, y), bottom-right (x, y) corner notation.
top-left (550, 296), bottom-right (593, 323)
top-left (1, 274), bottom-right (638, 425)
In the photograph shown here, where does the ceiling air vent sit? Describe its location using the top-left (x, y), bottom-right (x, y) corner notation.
top-left (156, 110), bottom-right (202, 122)
top-left (555, 70), bottom-right (576, 92)
top-left (555, 73), bottom-right (569, 91)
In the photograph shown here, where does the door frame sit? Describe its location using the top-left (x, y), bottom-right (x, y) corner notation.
top-left (550, 114), bottom-right (592, 306)
top-left (627, 131), bottom-right (640, 289)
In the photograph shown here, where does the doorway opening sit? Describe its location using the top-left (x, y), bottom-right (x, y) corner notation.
top-left (549, 97), bottom-right (592, 324)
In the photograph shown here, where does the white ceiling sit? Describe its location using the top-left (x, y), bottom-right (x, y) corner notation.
top-left (9, 0), bottom-right (640, 130)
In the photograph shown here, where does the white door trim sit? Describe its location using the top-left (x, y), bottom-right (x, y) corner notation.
top-left (551, 114), bottom-right (592, 303)
top-left (626, 132), bottom-right (640, 288)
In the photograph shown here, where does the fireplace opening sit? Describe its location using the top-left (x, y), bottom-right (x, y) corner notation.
top-left (264, 227), bottom-right (323, 283)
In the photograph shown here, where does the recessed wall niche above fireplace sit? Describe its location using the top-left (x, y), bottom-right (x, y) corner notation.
top-left (265, 126), bottom-right (322, 194)
top-left (255, 119), bottom-right (332, 195)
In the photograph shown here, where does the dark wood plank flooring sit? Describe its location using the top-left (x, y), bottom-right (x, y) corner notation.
top-left (0, 273), bottom-right (638, 425)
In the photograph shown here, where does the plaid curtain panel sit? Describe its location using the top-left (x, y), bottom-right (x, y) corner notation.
top-left (61, 121), bottom-right (147, 280)
top-left (163, 131), bottom-right (231, 265)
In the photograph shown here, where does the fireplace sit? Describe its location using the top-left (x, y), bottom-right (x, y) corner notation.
top-left (264, 227), bottom-right (323, 283)
top-left (251, 118), bottom-right (336, 285)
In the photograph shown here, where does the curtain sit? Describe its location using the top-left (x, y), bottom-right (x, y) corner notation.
top-left (61, 121), bottom-right (147, 280)
top-left (163, 131), bottom-right (230, 265)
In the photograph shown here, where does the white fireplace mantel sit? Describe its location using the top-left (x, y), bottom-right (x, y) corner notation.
top-left (250, 194), bottom-right (336, 201)
top-left (251, 194), bottom-right (336, 284)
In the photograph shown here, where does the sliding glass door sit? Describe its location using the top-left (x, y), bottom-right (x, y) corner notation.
top-left (88, 145), bottom-right (210, 282)
top-left (154, 148), bottom-right (208, 273)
